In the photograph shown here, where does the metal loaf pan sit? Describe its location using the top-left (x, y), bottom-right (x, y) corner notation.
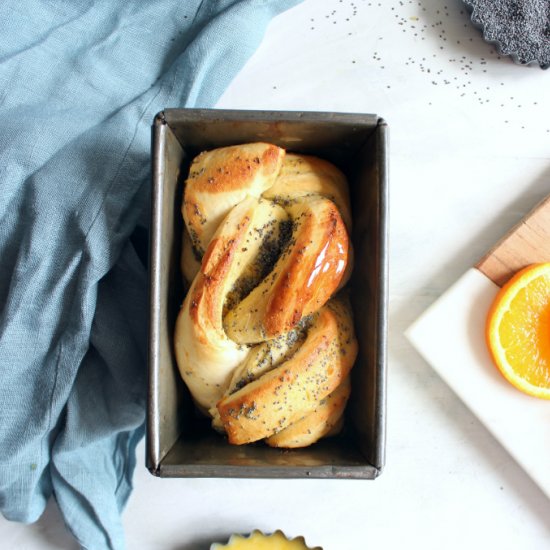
top-left (148, 109), bottom-right (388, 479)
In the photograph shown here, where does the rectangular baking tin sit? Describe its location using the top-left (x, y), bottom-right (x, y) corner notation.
top-left (148, 109), bottom-right (388, 479)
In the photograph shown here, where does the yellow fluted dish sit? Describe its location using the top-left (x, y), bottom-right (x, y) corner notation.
top-left (210, 530), bottom-right (322, 550)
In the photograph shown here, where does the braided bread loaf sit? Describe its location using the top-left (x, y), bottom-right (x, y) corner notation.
top-left (174, 143), bottom-right (358, 447)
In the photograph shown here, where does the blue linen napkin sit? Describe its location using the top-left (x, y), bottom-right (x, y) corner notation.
top-left (0, 1), bottom-right (302, 548)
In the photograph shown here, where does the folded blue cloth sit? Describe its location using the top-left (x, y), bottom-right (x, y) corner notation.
top-left (0, 1), bottom-right (301, 548)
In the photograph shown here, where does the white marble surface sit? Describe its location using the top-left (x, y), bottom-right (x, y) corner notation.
top-left (3, 0), bottom-right (550, 548)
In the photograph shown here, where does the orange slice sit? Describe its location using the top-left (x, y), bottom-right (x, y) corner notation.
top-left (486, 263), bottom-right (550, 399)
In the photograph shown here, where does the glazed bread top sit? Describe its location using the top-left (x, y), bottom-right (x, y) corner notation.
top-left (174, 143), bottom-right (357, 447)
top-left (183, 143), bottom-right (285, 258)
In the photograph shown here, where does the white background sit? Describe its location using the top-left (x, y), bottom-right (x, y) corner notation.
top-left (3, 0), bottom-right (550, 548)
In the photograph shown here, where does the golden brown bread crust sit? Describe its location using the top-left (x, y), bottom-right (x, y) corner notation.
top-left (209, 323), bottom-right (308, 432)
top-left (216, 297), bottom-right (357, 445)
top-left (175, 197), bottom-right (287, 410)
top-left (223, 197), bottom-right (348, 344)
top-left (175, 143), bottom-right (357, 446)
top-left (265, 376), bottom-right (351, 448)
top-left (262, 153), bottom-right (352, 230)
top-left (183, 143), bottom-right (285, 257)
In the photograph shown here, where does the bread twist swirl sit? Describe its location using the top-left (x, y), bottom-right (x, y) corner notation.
top-left (175, 143), bottom-right (358, 447)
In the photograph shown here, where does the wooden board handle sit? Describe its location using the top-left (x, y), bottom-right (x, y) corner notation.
top-left (476, 195), bottom-right (550, 287)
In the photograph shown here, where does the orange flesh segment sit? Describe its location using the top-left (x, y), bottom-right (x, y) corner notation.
top-left (486, 263), bottom-right (550, 399)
